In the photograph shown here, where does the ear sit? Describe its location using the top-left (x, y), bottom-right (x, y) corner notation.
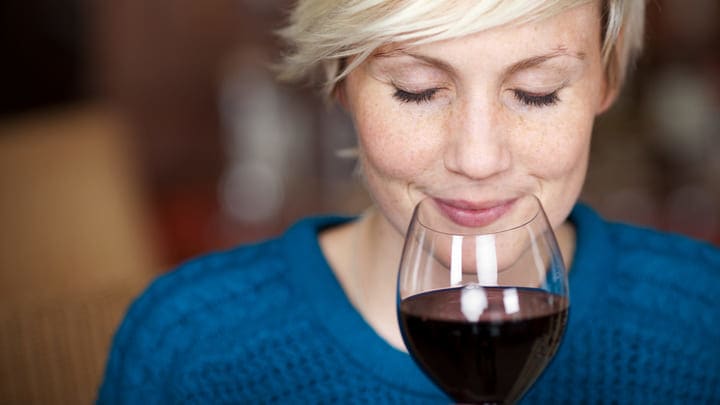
top-left (597, 30), bottom-right (624, 115)
top-left (597, 75), bottom-right (619, 115)
top-left (332, 80), bottom-right (348, 109)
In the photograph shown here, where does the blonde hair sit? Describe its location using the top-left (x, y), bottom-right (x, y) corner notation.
top-left (277, 0), bottom-right (646, 97)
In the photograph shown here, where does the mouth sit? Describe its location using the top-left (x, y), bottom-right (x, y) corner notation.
top-left (434, 197), bottom-right (517, 228)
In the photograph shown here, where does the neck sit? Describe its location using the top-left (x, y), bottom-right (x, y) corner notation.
top-left (556, 220), bottom-right (577, 271)
top-left (320, 207), bottom-right (408, 351)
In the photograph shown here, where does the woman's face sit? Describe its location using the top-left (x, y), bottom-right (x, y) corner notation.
top-left (342, 2), bottom-right (612, 235)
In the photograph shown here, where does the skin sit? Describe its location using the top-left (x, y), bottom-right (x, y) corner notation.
top-left (320, 2), bottom-right (616, 350)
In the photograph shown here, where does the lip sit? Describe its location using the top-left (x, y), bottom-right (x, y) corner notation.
top-left (434, 198), bottom-right (517, 228)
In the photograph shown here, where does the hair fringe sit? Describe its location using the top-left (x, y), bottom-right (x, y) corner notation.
top-left (277, 0), bottom-right (647, 98)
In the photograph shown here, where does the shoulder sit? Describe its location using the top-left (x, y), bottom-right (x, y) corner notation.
top-left (554, 205), bottom-right (720, 403)
top-left (116, 215), bottom-right (352, 350)
top-left (572, 204), bottom-right (720, 340)
top-left (605, 220), bottom-right (720, 322)
top-left (572, 203), bottom-right (720, 274)
top-left (100, 215), bottom-right (351, 399)
top-left (98, 236), bottom-right (287, 401)
top-left (102, 238), bottom-right (286, 376)
top-left (605, 218), bottom-right (720, 277)
top-left (133, 237), bottom-right (286, 319)
top-left (122, 238), bottom-right (284, 340)
top-left (571, 203), bottom-right (720, 334)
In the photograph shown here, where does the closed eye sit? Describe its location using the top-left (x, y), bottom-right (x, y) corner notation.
top-left (393, 88), bottom-right (439, 104)
top-left (513, 90), bottom-right (560, 107)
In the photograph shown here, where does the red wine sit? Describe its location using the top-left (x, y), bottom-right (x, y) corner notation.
top-left (399, 287), bottom-right (568, 404)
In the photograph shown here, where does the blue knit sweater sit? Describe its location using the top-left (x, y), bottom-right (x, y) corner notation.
top-left (98, 204), bottom-right (720, 404)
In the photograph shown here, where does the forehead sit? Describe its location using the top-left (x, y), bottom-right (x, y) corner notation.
top-left (372, 2), bottom-right (601, 69)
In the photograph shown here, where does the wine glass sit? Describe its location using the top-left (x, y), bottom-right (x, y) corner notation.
top-left (397, 184), bottom-right (569, 404)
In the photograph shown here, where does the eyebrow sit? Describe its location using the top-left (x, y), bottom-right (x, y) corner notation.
top-left (374, 46), bottom-right (586, 77)
top-left (506, 47), bottom-right (587, 75)
top-left (375, 47), bottom-right (458, 75)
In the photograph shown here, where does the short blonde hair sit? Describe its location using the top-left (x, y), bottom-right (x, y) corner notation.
top-left (277, 0), bottom-right (646, 97)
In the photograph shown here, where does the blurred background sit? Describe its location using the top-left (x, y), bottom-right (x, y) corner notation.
top-left (0, 0), bottom-right (718, 403)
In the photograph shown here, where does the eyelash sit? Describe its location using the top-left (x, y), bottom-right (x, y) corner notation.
top-left (512, 90), bottom-right (560, 107)
top-left (393, 88), bottom-right (439, 104)
top-left (392, 87), bottom-right (560, 108)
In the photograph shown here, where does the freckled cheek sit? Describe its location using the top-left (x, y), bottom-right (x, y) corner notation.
top-left (355, 106), bottom-right (444, 180)
top-left (520, 109), bottom-right (594, 178)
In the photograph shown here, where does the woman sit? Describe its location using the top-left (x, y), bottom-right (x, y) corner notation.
top-left (99, 0), bottom-right (720, 403)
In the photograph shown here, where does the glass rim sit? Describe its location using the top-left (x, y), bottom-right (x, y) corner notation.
top-left (412, 190), bottom-right (545, 237)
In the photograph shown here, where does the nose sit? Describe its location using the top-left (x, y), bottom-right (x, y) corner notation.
top-left (443, 98), bottom-right (511, 180)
